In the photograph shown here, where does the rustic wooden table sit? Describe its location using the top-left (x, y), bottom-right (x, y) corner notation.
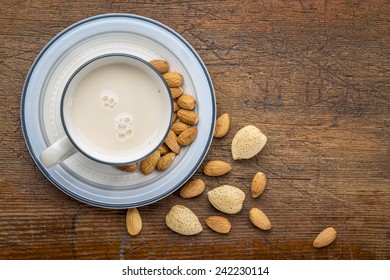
top-left (0, 0), bottom-right (389, 260)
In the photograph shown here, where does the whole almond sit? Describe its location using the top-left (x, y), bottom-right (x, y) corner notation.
top-left (313, 227), bottom-right (337, 248)
top-left (214, 113), bottom-right (230, 138)
top-left (126, 208), bottom-right (142, 235)
top-left (171, 122), bottom-right (190, 135)
top-left (177, 127), bottom-right (198, 146)
top-left (177, 94), bottom-right (196, 110)
top-left (140, 150), bottom-right (161, 175)
top-left (251, 172), bottom-right (267, 198)
top-left (117, 162), bottom-right (138, 172)
top-left (180, 178), bottom-right (205, 198)
top-left (158, 143), bottom-right (170, 156)
top-left (232, 125), bottom-right (267, 160)
top-left (205, 216), bottom-right (231, 234)
top-left (207, 185), bottom-right (245, 214)
top-left (170, 87), bottom-right (183, 99)
top-left (163, 72), bottom-right (183, 87)
top-left (165, 205), bottom-right (202, 235)
top-left (203, 160), bottom-right (232, 176)
top-left (157, 152), bottom-right (176, 171)
top-left (249, 208), bottom-right (272, 230)
top-left (149, 60), bottom-right (169, 74)
top-left (164, 130), bottom-right (181, 154)
top-left (173, 101), bottom-right (179, 112)
top-left (177, 109), bottom-right (199, 125)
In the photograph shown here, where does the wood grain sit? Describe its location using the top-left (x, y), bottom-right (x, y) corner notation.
top-left (0, 0), bottom-right (389, 259)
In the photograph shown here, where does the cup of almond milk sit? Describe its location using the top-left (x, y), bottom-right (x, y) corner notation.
top-left (40, 54), bottom-right (173, 168)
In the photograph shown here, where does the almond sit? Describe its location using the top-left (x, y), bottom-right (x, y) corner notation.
top-left (203, 160), bottom-right (232, 176)
top-left (177, 127), bottom-right (198, 146)
top-left (117, 163), bottom-right (138, 172)
top-left (249, 208), bottom-right (272, 230)
top-left (214, 113), bottom-right (230, 138)
top-left (164, 130), bottom-right (181, 154)
top-left (232, 125), bottom-right (267, 160)
top-left (173, 101), bottom-right (179, 112)
top-left (180, 178), bottom-right (205, 198)
top-left (313, 227), bottom-right (337, 248)
top-left (171, 122), bottom-right (190, 135)
top-left (177, 109), bottom-right (199, 125)
top-left (251, 172), bottom-right (267, 198)
top-left (149, 60), bottom-right (169, 74)
top-left (172, 112), bottom-right (177, 124)
top-left (163, 72), bottom-right (183, 87)
top-left (126, 208), bottom-right (142, 235)
top-left (207, 185), bottom-right (245, 214)
top-left (177, 94), bottom-right (196, 110)
top-left (157, 152), bottom-right (176, 171)
top-left (158, 143), bottom-right (170, 156)
top-left (165, 205), bottom-right (202, 235)
top-left (170, 87), bottom-right (183, 99)
top-left (140, 150), bottom-right (161, 175)
top-left (205, 216), bottom-right (231, 234)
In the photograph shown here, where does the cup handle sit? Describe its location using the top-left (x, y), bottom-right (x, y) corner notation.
top-left (40, 136), bottom-right (77, 168)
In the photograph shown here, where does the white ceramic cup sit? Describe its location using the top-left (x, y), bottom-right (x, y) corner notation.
top-left (40, 54), bottom-right (173, 168)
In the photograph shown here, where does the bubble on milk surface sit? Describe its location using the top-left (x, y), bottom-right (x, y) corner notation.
top-left (100, 90), bottom-right (118, 110)
top-left (115, 112), bottom-right (134, 141)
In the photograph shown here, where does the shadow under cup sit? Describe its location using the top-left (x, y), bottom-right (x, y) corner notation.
top-left (61, 54), bottom-right (173, 165)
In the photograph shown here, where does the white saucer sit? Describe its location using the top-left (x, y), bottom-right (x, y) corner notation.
top-left (21, 14), bottom-right (216, 209)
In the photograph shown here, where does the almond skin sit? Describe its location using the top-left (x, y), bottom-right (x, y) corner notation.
top-left (171, 122), bottom-right (190, 135)
top-left (158, 143), bottom-right (170, 156)
top-left (117, 163), bottom-right (138, 172)
top-left (313, 227), bottom-right (337, 248)
top-left (177, 127), bottom-right (198, 146)
top-left (205, 216), bottom-right (231, 234)
top-left (249, 208), bottom-right (272, 230)
top-left (251, 172), bottom-right (267, 198)
top-left (214, 113), bottom-right (230, 138)
top-left (177, 109), bottom-right (199, 125)
top-left (171, 112), bottom-right (177, 124)
top-left (157, 152), bottom-right (176, 171)
top-left (140, 150), bottom-right (161, 175)
top-left (163, 72), bottom-right (183, 87)
top-left (177, 94), bottom-right (196, 110)
top-left (164, 130), bottom-right (181, 154)
top-left (203, 160), bottom-right (232, 176)
top-left (173, 101), bottom-right (180, 112)
top-left (180, 179), bottom-right (205, 198)
top-left (165, 205), bottom-right (202, 235)
top-left (207, 185), bottom-right (245, 214)
top-left (149, 60), bottom-right (169, 74)
top-left (170, 87), bottom-right (183, 99)
top-left (126, 208), bottom-right (142, 235)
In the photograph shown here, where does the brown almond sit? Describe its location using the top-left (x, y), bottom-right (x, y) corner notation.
top-left (140, 150), bottom-right (161, 175)
top-left (214, 113), bottom-right (230, 138)
top-left (251, 172), bottom-right (267, 198)
top-left (177, 109), bottom-right (199, 125)
top-left (173, 101), bottom-right (179, 112)
top-left (171, 122), bottom-right (190, 135)
top-left (203, 160), bottom-right (232, 176)
top-left (177, 127), bottom-right (198, 146)
top-left (157, 152), bottom-right (176, 171)
top-left (164, 130), bottom-right (181, 154)
top-left (126, 208), bottom-right (142, 235)
top-left (249, 208), bottom-right (272, 230)
top-left (205, 216), bottom-right (231, 234)
top-left (149, 60), bottom-right (169, 74)
top-left (313, 227), bottom-right (337, 248)
top-left (158, 143), bottom-right (170, 156)
top-left (170, 87), bottom-right (183, 99)
top-left (180, 179), bottom-right (205, 198)
top-left (117, 163), bottom-right (138, 172)
top-left (172, 112), bottom-right (177, 124)
top-left (163, 72), bottom-right (183, 87)
top-left (177, 94), bottom-right (196, 110)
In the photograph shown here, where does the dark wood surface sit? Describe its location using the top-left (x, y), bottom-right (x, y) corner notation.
top-left (0, 0), bottom-right (389, 260)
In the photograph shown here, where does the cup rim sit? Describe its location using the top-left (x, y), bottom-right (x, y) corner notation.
top-left (60, 53), bottom-right (173, 165)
